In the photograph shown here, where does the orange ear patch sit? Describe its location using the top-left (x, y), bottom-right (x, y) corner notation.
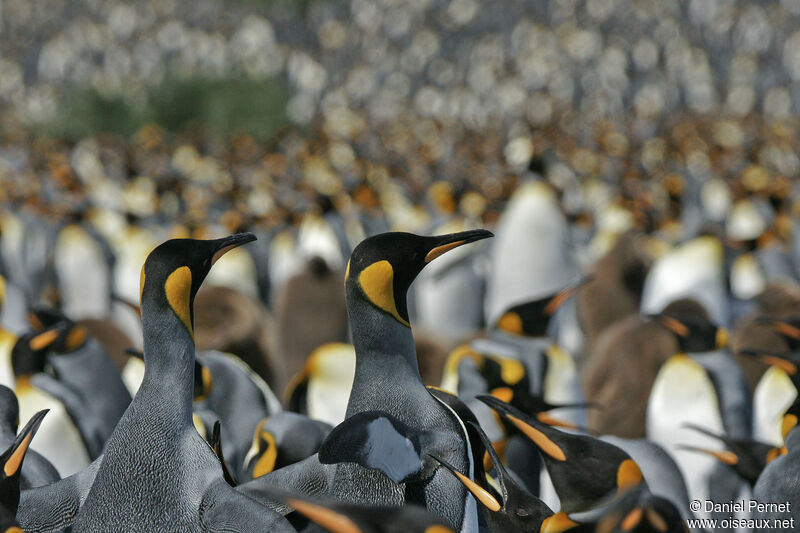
top-left (253, 431), bottom-right (277, 478)
top-left (497, 312), bottom-right (523, 335)
top-left (616, 459), bottom-right (643, 490)
top-left (29, 329), bottom-right (59, 351)
top-left (165, 266), bottom-right (194, 337)
top-left (65, 325), bottom-right (88, 352)
top-left (358, 260), bottom-right (410, 327)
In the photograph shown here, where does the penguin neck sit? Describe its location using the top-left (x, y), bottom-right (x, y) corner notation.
top-left (139, 304), bottom-right (195, 422)
top-left (346, 290), bottom-right (421, 411)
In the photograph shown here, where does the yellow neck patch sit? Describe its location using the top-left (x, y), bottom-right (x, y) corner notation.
top-left (497, 311), bottom-right (523, 335)
top-left (139, 264), bottom-right (146, 305)
top-left (357, 260), bottom-right (410, 327)
top-left (782, 413), bottom-right (798, 441)
top-left (541, 512), bottom-right (578, 532)
top-left (496, 357), bottom-right (525, 385)
top-left (165, 266), bottom-right (194, 337)
top-left (253, 431), bottom-right (278, 478)
top-left (616, 458), bottom-right (643, 490)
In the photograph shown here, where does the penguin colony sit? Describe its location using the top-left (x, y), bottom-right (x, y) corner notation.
top-left (0, 173), bottom-right (799, 533)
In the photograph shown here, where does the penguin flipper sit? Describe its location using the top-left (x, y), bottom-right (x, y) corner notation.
top-left (30, 373), bottom-right (105, 458)
top-left (236, 454), bottom-right (335, 512)
top-left (17, 454), bottom-right (102, 532)
top-left (199, 480), bottom-right (296, 533)
top-left (318, 411), bottom-right (444, 484)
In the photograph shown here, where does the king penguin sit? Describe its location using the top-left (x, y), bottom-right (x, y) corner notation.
top-left (241, 229), bottom-right (493, 533)
top-left (18, 234), bottom-right (294, 533)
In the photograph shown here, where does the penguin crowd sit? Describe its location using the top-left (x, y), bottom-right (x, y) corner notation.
top-left (1, 157), bottom-right (799, 533)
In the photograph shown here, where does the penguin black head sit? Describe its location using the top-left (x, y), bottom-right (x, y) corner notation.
top-left (344, 230), bottom-right (493, 327)
top-left (494, 278), bottom-right (590, 337)
top-left (10, 333), bottom-right (51, 384)
top-left (430, 420), bottom-right (554, 532)
top-left (677, 424), bottom-right (777, 487)
top-left (478, 395), bottom-right (644, 515)
top-left (139, 233), bottom-right (256, 337)
top-left (24, 312), bottom-right (89, 355)
top-left (651, 299), bottom-right (728, 353)
top-left (757, 316), bottom-right (800, 351)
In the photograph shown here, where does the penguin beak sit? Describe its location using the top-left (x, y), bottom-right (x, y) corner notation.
top-left (676, 444), bottom-right (739, 465)
top-left (211, 232), bottom-right (257, 265)
top-left (424, 229), bottom-right (493, 264)
top-left (738, 349), bottom-right (797, 375)
top-left (544, 275), bottom-right (593, 316)
top-left (4, 408), bottom-right (48, 478)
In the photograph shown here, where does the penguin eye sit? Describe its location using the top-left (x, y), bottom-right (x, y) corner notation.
top-left (515, 508), bottom-right (530, 517)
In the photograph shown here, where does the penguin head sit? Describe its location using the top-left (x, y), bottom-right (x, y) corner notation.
top-left (651, 298), bottom-right (728, 353)
top-left (10, 333), bottom-right (52, 386)
top-left (493, 277), bottom-right (590, 337)
top-left (344, 230), bottom-right (492, 327)
top-left (757, 316), bottom-right (800, 351)
top-left (139, 233), bottom-right (256, 337)
top-left (24, 310), bottom-right (89, 355)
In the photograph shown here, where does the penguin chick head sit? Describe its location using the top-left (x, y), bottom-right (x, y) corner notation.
top-left (345, 230), bottom-right (493, 327)
top-left (652, 298), bottom-right (728, 353)
top-left (139, 233), bottom-right (256, 337)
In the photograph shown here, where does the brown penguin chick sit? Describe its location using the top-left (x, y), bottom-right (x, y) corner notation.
top-left (274, 256), bottom-right (349, 393)
top-left (193, 285), bottom-right (284, 393)
top-left (412, 332), bottom-right (449, 386)
top-left (577, 232), bottom-right (650, 348)
top-left (581, 314), bottom-right (679, 438)
top-left (732, 282), bottom-right (800, 395)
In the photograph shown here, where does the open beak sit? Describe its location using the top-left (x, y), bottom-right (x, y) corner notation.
top-left (211, 232), bottom-right (257, 265)
top-left (424, 229), bottom-right (493, 264)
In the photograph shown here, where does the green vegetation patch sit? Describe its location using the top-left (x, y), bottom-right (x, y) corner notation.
top-left (44, 77), bottom-right (290, 142)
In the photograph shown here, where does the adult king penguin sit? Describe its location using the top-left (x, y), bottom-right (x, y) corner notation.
top-left (19, 234), bottom-right (293, 533)
top-left (241, 229), bottom-right (493, 533)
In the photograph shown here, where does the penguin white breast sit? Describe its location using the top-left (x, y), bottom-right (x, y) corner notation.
top-left (18, 387), bottom-right (91, 477)
top-left (752, 366), bottom-right (797, 446)
top-left (646, 355), bottom-right (724, 515)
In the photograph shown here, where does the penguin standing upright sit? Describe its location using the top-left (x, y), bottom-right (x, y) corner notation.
top-left (18, 234), bottom-right (294, 532)
top-left (241, 230), bottom-right (493, 533)
top-left (53, 216), bottom-right (115, 320)
top-left (646, 299), bottom-right (749, 520)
